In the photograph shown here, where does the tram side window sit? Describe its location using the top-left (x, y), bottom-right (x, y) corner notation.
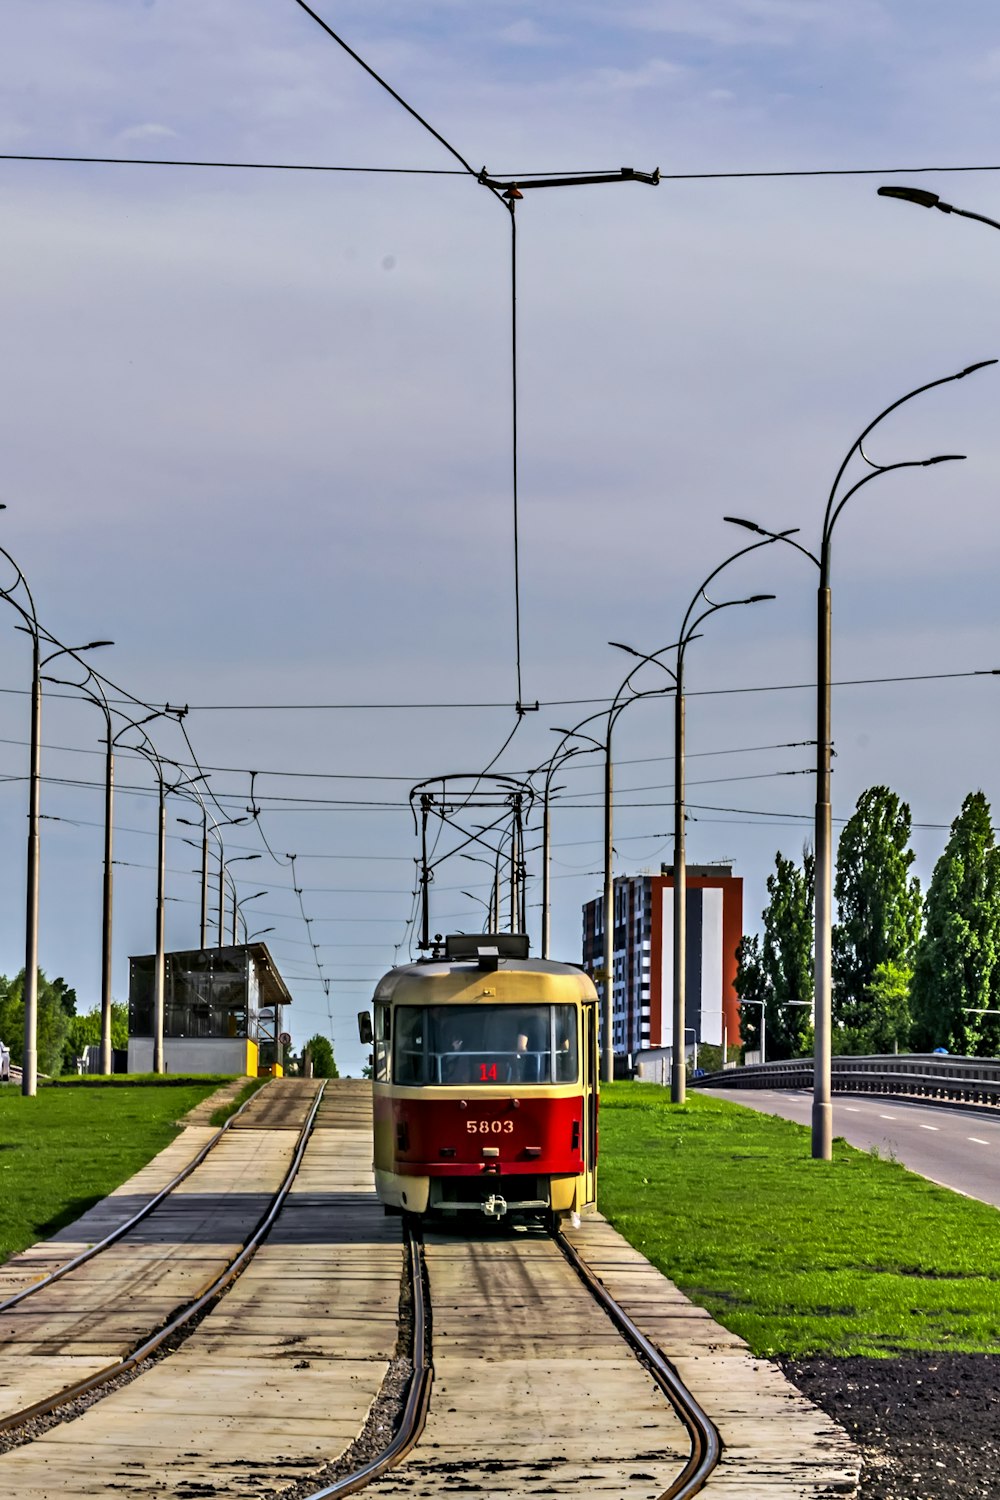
top-left (374, 1004), bottom-right (390, 1082)
top-left (554, 1005), bottom-right (579, 1082)
top-left (394, 1007), bottom-right (427, 1084)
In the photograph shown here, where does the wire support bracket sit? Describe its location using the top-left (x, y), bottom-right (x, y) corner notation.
top-left (478, 165), bottom-right (660, 194)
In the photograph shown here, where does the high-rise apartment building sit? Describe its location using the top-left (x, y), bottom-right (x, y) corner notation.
top-left (581, 863), bottom-right (743, 1065)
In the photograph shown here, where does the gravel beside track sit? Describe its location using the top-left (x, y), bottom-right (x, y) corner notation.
top-left (782, 1354), bottom-right (1000, 1500)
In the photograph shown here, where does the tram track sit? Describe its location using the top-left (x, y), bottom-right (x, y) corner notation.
top-left (0, 1078), bottom-right (325, 1447)
top-left (0, 1079), bottom-right (408, 1497)
top-left (556, 1227), bottom-right (722, 1499)
top-left (0, 1075), bottom-right (274, 1317)
top-left (1, 1080), bottom-right (854, 1497)
top-left (291, 1216), bottom-right (721, 1500)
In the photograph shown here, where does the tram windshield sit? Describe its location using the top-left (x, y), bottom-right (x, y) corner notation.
top-left (393, 1004), bottom-right (578, 1086)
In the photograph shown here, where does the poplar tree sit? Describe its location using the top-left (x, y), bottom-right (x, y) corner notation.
top-left (910, 792), bottom-right (1000, 1054)
top-left (735, 847), bottom-right (814, 1061)
top-left (832, 786), bottom-right (921, 1049)
top-left (303, 1032), bottom-right (340, 1078)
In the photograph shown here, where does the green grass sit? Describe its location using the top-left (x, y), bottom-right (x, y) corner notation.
top-left (0, 1080), bottom-right (222, 1263)
top-left (598, 1082), bottom-right (1000, 1358)
top-left (209, 1076), bottom-right (268, 1126)
top-left (44, 1072), bottom-right (243, 1088)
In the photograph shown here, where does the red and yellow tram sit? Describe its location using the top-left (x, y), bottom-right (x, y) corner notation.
top-left (361, 934), bottom-right (598, 1224)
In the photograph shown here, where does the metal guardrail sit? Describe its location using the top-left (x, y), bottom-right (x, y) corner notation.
top-left (693, 1053), bottom-right (1000, 1107)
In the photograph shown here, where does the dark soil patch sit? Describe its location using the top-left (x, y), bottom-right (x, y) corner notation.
top-left (780, 1353), bottom-right (1000, 1500)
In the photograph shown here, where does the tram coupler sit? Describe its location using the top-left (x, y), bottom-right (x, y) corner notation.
top-left (482, 1194), bottom-right (508, 1219)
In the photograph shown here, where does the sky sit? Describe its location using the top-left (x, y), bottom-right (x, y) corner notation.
top-left (2, 1), bottom-right (1000, 1075)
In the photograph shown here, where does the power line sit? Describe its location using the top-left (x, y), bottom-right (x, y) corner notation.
top-left (0, 730), bottom-right (813, 780)
top-left (287, 0), bottom-right (483, 182)
top-left (0, 665), bottom-right (989, 713)
top-left (6, 152), bottom-right (1000, 184)
top-left (0, 153), bottom-right (467, 175)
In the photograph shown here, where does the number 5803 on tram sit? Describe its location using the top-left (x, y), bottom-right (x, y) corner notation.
top-left (358, 934), bottom-right (599, 1226)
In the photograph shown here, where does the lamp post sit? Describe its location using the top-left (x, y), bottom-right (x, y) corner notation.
top-left (725, 357), bottom-right (993, 1158)
top-left (554, 667), bottom-right (675, 1083)
top-left (612, 542), bottom-right (779, 1106)
top-left (460, 848), bottom-right (509, 930)
top-left (877, 184), bottom-right (1000, 235)
top-left (3, 600), bottom-right (113, 1095)
top-left (178, 811), bottom-right (249, 946)
top-left (528, 742), bottom-right (596, 959)
top-left (222, 854), bottom-right (262, 942)
top-left (461, 889), bottom-right (493, 925)
top-left (128, 738), bottom-right (207, 1073)
top-left (740, 997), bottom-right (766, 1064)
top-left (234, 890), bottom-right (268, 945)
top-left (41, 676), bottom-right (177, 1075)
top-left (684, 1026), bottom-right (698, 1075)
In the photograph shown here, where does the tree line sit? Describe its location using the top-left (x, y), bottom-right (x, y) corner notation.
top-left (0, 971), bottom-right (128, 1076)
top-left (736, 786), bottom-right (1000, 1059)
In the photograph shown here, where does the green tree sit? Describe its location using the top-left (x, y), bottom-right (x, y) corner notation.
top-left (304, 1033), bottom-right (339, 1078)
top-left (762, 847), bottom-right (815, 1059)
top-left (910, 792), bottom-right (1000, 1054)
top-left (62, 1004), bottom-right (129, 1074)
top-left (0, 969), bottom-right (73, 1076)
top-left (735, 847), bottom-right (814, 1061)
top-left (832, 786), bottom-right (922, 1050)
top-left (734, 933), bottom-right (768, 1057)
top-left (862, 960), bottom-right (913, 1055)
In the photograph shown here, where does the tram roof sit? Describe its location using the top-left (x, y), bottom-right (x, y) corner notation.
top-left (374, 954), bottom-right (598, 1002)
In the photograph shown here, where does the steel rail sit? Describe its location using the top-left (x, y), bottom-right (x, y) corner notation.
top-left (0, 1080), bottom-right (326, 1436)
top-left (557, 1229), bottom-right (723, 1499)
top-left (0, 1077), bottom-right (274, 1315)
top-left (301, 1219), bottom-right (432, 1499)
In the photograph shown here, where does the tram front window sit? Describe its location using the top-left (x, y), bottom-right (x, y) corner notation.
top-left (392, 1004), bottom-right (578, 1085)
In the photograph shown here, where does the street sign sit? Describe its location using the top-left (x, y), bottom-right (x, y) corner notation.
top-left (278, 1031), bottom-right (292, 1046)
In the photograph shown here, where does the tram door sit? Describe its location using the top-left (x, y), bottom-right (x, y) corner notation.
top-left (582, 999), bottom-right (598, 1206)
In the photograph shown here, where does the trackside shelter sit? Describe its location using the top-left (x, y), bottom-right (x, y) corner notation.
top-left (127, 943), bottom-right (291, 1075)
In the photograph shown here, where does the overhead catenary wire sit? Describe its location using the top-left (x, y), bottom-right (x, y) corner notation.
top-left (0, 731), bottom-right (814, 779)
top-left (287, 0), bottom-right (525, 718)
top-left (8, 153), bottom-right (1000, 183)
top-left (2, 663), bottom-right (982, 711)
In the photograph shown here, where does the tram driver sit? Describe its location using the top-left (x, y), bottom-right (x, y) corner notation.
top-left (441, 1034), bottom-right (473, 1084)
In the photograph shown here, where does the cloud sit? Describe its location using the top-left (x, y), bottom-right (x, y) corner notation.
top-left (115, 121), bottom-right (179, 144)
top-left (618, 0), bottom-right (889, 49)
top-left (496, 19), bottom-right (558, 48)
top-left (587, 57), bottom-right (684, 94)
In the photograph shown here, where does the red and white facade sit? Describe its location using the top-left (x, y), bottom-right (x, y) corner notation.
top-left (581, 863), bottom-right (743, 1066)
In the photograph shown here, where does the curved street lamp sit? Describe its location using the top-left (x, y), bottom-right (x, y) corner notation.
top-left (0, 566), bottom-right (113, 1092)
top-left (726, 357), bottom-right (994, 1158)
top-left (527, 742), bottom-right (597, 960)
top-left (877, 184), bottom-right (1000, 235)
top-left (126, 733), bottom-right (207, 1073)
top-left (460, 846), bottom-right (512, 932)
top-left (553, 659), bottom-right (677, 1082)
top-left (42, 671), bottom-right (178, 1074)
top-left (234, 890), bottom-right (268, 944)
top-left (612, 541), bottom-right (779, 1106)
top-left (178, 809), bottom-right (250, 947)
top-left (222, 853), bottom-right (262, 943)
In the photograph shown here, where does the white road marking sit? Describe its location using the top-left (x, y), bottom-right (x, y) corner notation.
top-left (879, 1114), bottom-right (896, 1120)
top-left (919, 1124), bottom-right (939, 1131)
top-left (969, 1137), bottom-right (990, 1145)
top-left (842, 1106), bottom-right (860, 1112)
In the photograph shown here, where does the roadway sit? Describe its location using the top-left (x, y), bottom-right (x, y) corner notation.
top-left (698, 1087), bottom-right (1000, 1209)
